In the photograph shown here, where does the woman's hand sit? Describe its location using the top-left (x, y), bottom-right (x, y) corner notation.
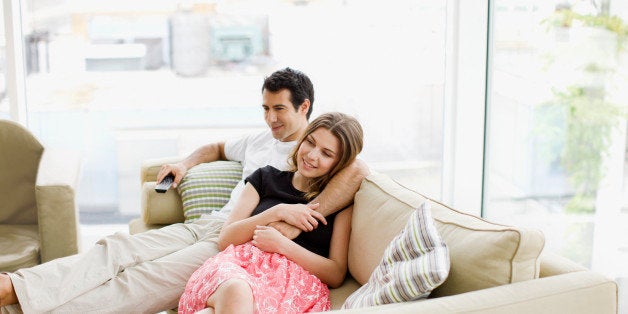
top-left (274, 203), bottom-right (327, 232)
top-left (252, 225), bottom-right (290, 254)
top-left (267, 221), bottom-right (302, 240)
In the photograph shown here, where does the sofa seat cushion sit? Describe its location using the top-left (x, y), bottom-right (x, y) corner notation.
top-left (0, 224), bottom-right (40, 272)
top-left (349, 172), bottom-right (545, 298)
top-left (329, 276), bottom-right (361, 310)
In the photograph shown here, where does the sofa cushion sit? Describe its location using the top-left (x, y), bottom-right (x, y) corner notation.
top-left (329, 276), bottom-right (361, 310)
top-left (0, 224), bottom-right (40, 272)
top-left (342, 201), bottom-right (449, 308)
top-left (349, 172), bottom-right (545, 297)
top-left (0, 120), bottom-right (43, 224)
top-left (177, 161), bottom-right (242, 222)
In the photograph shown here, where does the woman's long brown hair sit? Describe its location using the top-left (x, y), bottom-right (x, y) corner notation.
top-left (289, 112), bottom-right (364, 200)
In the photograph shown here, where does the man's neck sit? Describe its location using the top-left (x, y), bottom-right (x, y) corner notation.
top-left (279, 131), bottom-right (305, 143)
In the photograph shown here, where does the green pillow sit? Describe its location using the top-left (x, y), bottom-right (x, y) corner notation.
top-left (177, 161), bottom-right (243, 223)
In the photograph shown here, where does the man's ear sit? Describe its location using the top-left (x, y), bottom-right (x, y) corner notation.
top-left (299, 99), bottom-right (311, 115)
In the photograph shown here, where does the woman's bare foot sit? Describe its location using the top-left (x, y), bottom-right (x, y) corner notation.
top-left (0, 273), bottom-right (18, 306)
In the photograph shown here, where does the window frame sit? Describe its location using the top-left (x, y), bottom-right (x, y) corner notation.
top-left (3, 0), bottom-right (28, 125)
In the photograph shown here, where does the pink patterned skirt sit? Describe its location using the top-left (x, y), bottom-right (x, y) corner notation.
top-left (178, 242), bottom-right (330, 313)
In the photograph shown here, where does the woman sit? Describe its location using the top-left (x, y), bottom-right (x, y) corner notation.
top-left (178, 112), bottom-right (364, 313)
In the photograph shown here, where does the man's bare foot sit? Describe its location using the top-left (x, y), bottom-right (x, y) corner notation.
top-left (0, 273), bottom-right (18, 306)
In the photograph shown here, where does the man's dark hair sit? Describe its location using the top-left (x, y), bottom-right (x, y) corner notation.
top-left (262, 67), bottom-right (314, 119)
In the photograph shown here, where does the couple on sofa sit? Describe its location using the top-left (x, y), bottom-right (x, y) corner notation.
top-left (0, 68), bottom-right (372, 313)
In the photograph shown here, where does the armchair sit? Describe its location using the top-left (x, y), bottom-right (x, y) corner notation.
top-left (0, 120), bottom-right (80, 272)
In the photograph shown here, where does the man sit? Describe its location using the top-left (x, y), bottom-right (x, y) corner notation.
top-left (0, 68), bottom-right (369, 313)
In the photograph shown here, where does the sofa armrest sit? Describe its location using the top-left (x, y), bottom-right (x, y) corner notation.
top-left (539, 252), bottom-right (588, 277)
top-left (331, 271), bottom-right (617, 314)
top-left (35, 149), bottom-right (81, 262)
top-left (141, 182), bottom-right (184, 225)
top-left (36, 184), bottom-right (80, 262)
top-left (141, 157), bottom-right (184, 184)
top-left (132, 157), bottom-right (185, 234)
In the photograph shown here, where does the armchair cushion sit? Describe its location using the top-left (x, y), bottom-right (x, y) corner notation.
top-left (342, 201), bottom-right (449, 309)
top-left (177, 161), bottom-right (242, 222)
top-left (0, 225), bottom-right (40, 272)
top-left (0, 120), bottom-right (43, 224)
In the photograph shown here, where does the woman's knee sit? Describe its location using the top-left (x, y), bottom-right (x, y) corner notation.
top-left (207, 279), bottom-right (253, 308)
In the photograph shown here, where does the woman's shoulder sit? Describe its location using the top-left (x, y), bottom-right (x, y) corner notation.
top-left (248, 165), bottom-right (292, 183)
top-left (259, 165), bottom-right (291, 175)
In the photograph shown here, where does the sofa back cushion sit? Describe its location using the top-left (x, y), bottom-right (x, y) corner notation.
top-left (348, 172), bottom-right (545, 297)
top-left (0, 120), bottom-right (43, 224)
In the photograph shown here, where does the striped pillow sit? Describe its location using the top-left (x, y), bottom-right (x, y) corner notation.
top-left (342, 201), bottom-right (450, 309)
top-left (177, 161), bottom-right (243, 223)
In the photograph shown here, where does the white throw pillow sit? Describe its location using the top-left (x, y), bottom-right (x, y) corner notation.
top-left (342, 201), bottom-right (450, 308)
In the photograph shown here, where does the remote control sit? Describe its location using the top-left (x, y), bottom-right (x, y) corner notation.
top-left (155, 174), bottom-right (175, 193)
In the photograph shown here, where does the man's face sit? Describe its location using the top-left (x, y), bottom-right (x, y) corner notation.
top-left (262, 89), bottom-right (309, 142)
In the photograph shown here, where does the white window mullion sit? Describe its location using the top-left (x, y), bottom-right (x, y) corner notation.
top-left (3, 0), bottom-right (27, 125)
top-left (441, 0), bottom-right (489, 216)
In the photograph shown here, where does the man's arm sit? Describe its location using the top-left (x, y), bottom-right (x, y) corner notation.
top-left (270, 159), bottom-right (369, 238)
top-left (311, 158), bottom-right (370, 216)
top-left (156, 142), bottom-right (227, 188)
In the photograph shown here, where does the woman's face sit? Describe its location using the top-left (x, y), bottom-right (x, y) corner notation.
top-left (296, 127), bottom-right (341, 179)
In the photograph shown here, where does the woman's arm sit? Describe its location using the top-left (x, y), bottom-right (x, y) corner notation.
top-left (218, 183), bottom-right (272, 250)
top-left (269, 159), bottom-right (368, 239)
top-left (253, 207), bottom-right (353, 288)
top-left (219, 183), bottom-right (327, 250)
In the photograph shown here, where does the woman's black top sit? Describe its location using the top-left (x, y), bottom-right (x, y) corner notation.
top-left (245, 165), bottom-right (337, 257)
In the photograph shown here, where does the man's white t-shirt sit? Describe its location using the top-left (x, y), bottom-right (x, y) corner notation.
top-left (208, 130), bottom-right (296, 218)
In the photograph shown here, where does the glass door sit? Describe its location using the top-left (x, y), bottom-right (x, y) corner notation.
top-left (484, 0), bottom-right (627, 282)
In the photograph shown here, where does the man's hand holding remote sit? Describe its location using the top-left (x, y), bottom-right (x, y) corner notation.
top-left (154, 174), bottom-right (175, 193)
top-left (157, 163), bottom-right (188, 189)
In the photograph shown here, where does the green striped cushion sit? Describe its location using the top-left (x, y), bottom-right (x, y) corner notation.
top-left (342, 201), bottom-right (450, 308)
top-left (177, 161), bottom-right (243, 223)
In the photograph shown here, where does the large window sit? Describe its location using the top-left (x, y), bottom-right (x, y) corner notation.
top-left (0, 1), bottom-right (10, 119)
top-left (485, 0), bottom-right (627, 282)
top-left (18, 0), bottom-right (448, 222)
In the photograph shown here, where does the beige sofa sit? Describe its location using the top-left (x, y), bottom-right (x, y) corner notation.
top-left (130, 159), bottom-right (618, 313)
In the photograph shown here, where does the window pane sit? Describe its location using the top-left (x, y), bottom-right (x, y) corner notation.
top-left (0, 1), bottom-right (7, 119)
top-left (485, 0), bottom-right (628, 282)
top-left (23, 1), bottom-right (447, 223)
